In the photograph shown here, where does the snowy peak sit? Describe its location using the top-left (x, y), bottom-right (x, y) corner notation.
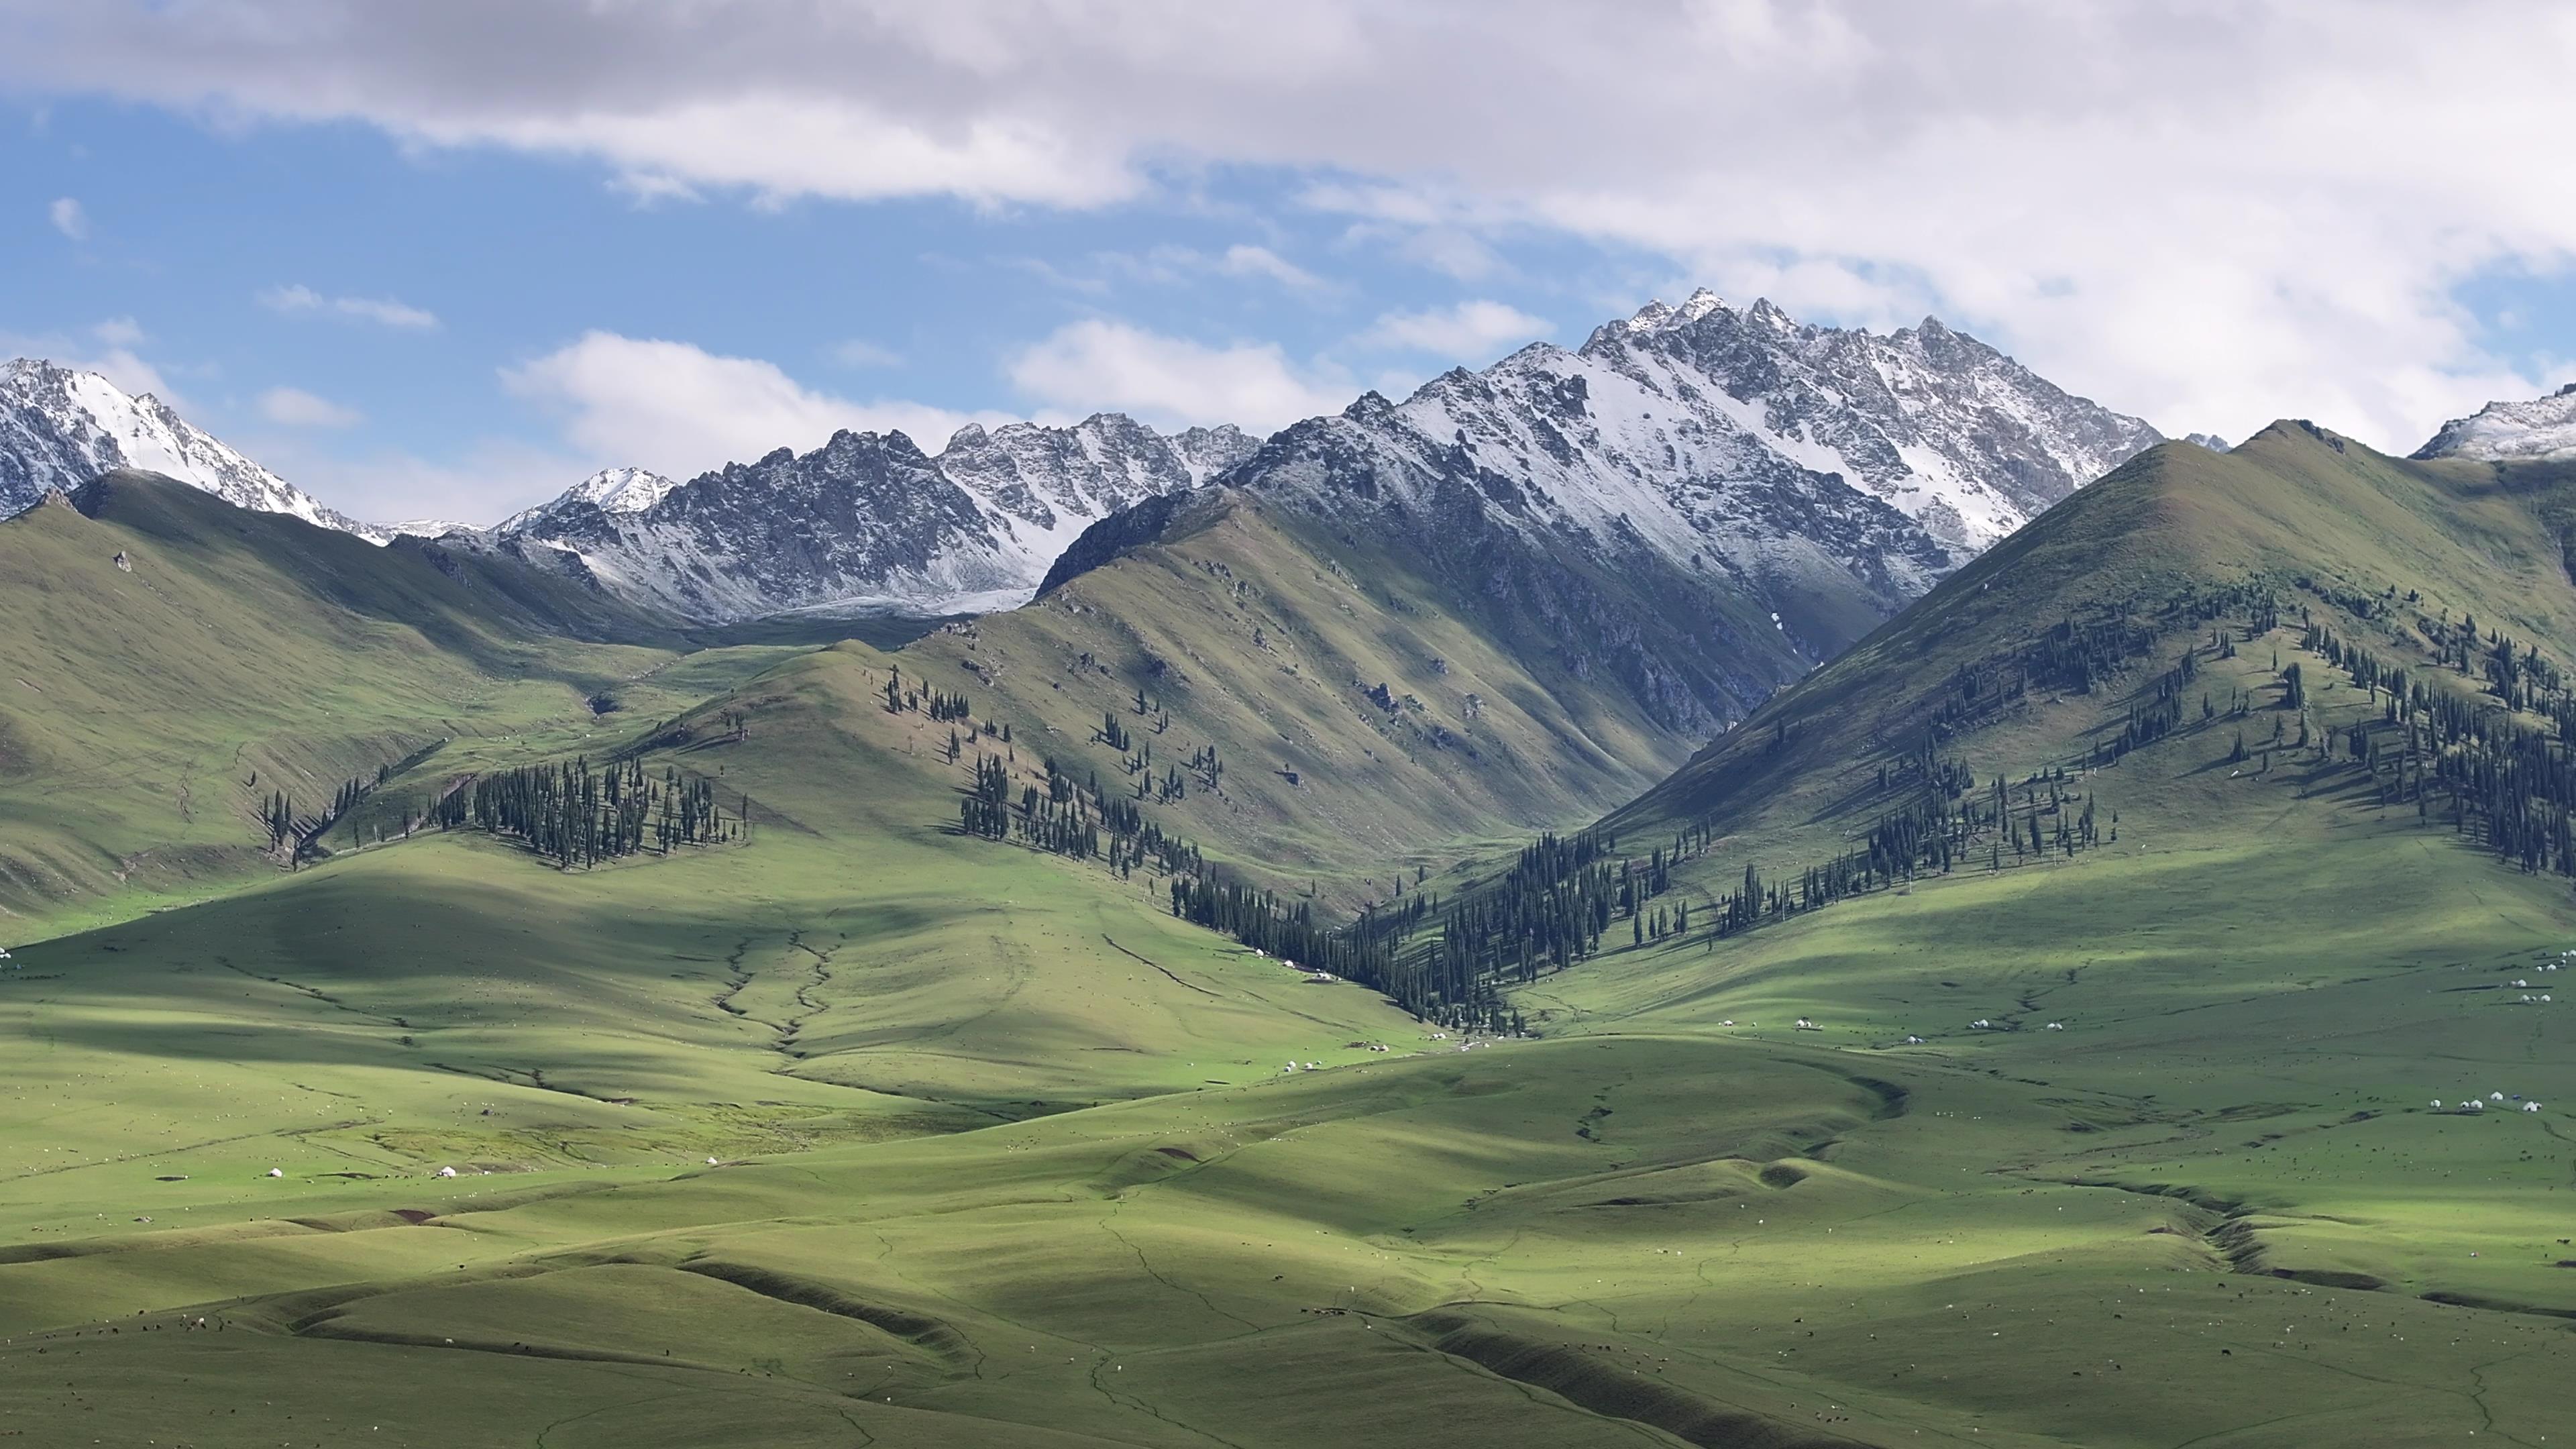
top-left (1179, 290), bottom-right (2162, 731)
top-left (0, 357), bottom-right (382, 539)
top-left (566, 466), bottom-right (682, 514)
top-left (492, 411), bottom-right (1260, 623)
top-left (2413, 383), bottom-right (2576, 463)
top-left (1556, 292), bottom-right (2161, 549)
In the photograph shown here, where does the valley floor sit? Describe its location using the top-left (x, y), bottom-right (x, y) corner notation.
top-left (4, 811), bottom-right (2573, 1447)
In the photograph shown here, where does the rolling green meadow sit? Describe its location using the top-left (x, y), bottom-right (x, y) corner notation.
top-left (6, 443), bottom-right (2576, 1447)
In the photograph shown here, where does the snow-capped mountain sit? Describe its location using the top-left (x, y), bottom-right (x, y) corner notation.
top-left (492, 415), bottom-right (1256, 621)
top-left (2414, 383), bottom-right (2576, 463)
top-left (0, 358), bottom-right (384, 538)
top-left (497, 292), bottom-right (2149, 630)
top-left (1560, 290), bottom-right (2159, 550)
top-left (1039, 292), bottom-right (2161, 734)
top-left (1224, 290), bottom-right (2151, 641)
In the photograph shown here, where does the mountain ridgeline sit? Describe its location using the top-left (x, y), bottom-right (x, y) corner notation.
top-left (476, 414), bottom-right (1260, 621)
top-left (0, 293), bottom-right (2174, 928)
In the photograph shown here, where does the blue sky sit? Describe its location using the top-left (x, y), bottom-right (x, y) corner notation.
top-left (4, 3), bottom-right (2573, 524)
top-left (8, 100), bottom-right (1659, 521)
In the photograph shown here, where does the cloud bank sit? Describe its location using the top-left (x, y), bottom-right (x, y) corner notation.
top-left (11, 0), bottom-right (2576, 449)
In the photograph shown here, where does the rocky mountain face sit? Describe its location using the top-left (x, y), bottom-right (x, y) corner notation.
top-left (0, 358), bottom-right (383, 538)
top-left (489, 414), bottom-right (1257, 620)
top-left (2414, 383), bottom-right (2576, 463)
top-left (1048, 291), bottom-right (2161, 734)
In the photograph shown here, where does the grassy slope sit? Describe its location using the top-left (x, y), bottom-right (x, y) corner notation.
top-left (7, 439), bottom-right (2576, 1445)
top-left (900, 490), bottom-right (1704, 903)
top-left (0, 473), bottom-right (805, 931)
top-left (1606, 423), bottom-right (2576, 855)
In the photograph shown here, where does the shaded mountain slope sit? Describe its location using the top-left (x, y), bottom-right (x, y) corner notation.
top-left (902, 486), bottom-right (1747, 892)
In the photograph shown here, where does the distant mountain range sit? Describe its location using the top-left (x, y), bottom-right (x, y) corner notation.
top-left (25, 311), bottom-right (2562, 635)
top-left (476, 415), bottom-right (1256, 619)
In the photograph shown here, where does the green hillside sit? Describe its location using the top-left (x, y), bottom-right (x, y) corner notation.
top-left (0, 472), bottom-right (804, 930)
top-left (7, 439), bottom-right (2576, 1446)
top-left (1607, 422), bottom-right (2576, 855)
top-left (900, 488), bottom-right (1711, 900)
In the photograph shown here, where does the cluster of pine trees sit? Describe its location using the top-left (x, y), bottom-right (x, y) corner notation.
top-left (436, 757), bottom-right (739, 868)
top-left (2306, 618), bottom-right (2576, 876)
top-left (1699, 764), bottom-right (2106, 941)
top-left (881, 665), bottom-right (975, 724)
top-left (1173, 877), bottom-right (1394, 988)
top-left (262, 790), bottom-right (298, 851)
top-left (957, 751), bottom-right (1202, 879)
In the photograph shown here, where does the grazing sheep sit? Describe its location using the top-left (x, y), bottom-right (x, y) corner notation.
top-left (266, 1168), bottom-right (283, 1179)
top-left (435, 1166), bottom-right (457, 1179)
top-left (2045, 1022), bottom-right (2066, 1031)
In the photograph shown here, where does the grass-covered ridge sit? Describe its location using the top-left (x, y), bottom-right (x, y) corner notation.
top-left (0, 473), bottom-right (821, 929)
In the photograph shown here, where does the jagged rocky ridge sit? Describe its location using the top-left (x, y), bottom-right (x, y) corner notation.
top-left (484, 415), bottom-right (1256, 619)
top-left (493, 292), bottom-right (2154, 627)
top-left (0, 358), bottom-right (384, 538)
top-left (2415, 382), bottom-right (2576, 464)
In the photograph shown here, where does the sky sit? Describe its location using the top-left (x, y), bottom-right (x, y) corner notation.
top-left (3, 0), bottom-right (2574, 527)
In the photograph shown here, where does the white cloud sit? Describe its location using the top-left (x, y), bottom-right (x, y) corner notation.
top-left (1, 319), bottom-right (182, 403)
top-left (1086, 243), bottom-right (1332, 293)
top-left (826, 338), bottom-right (904, 368)
top-left (503, 331), bottom-right (1012, 478)
top-left (1355, 301), bottom-right (1550, 362)
top-left (1007, 319), bottom-right (1352, 433)
top-left (258, 283), bottom-right (439, 329)
top-left (1216, 244), bottom-right (1325, 290)
top-left (17, 2), bottom-right (2576, 447)
top-left (239, 433), bottom-right (597, 531)
top-left (47, 196), bottom-right (87, 239)
top-left (256, 384), bottom-right (362, 427)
